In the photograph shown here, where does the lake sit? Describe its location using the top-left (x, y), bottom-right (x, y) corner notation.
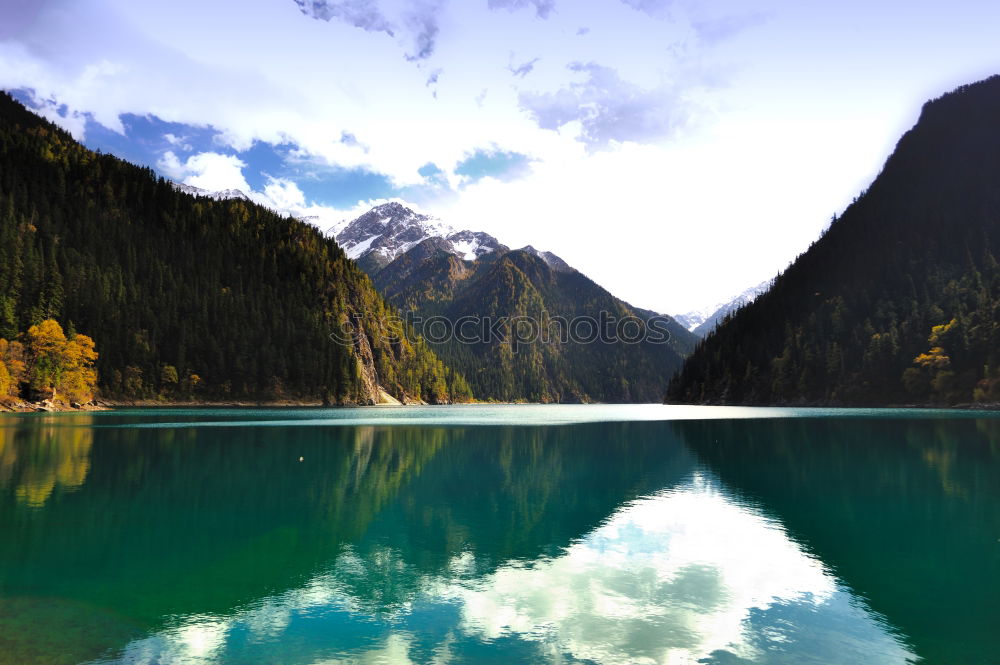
top-left (1, 405), bottom-right (998, 664)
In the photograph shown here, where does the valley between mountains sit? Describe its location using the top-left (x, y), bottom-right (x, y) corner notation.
top-left (6, 76), bottom-right (1000, 408)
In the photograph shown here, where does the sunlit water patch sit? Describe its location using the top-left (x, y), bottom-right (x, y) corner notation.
top-left (28, 403), bottom-right (999, 430)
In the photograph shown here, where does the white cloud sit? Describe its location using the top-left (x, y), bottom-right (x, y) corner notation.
top-left (262, 177), bottom-right (308, 210)
top-left (519, 62), bottom-right (696, 149)
top-left (3, 0), bottom-right (999, 311)
top-left (163, 133), bottom-right (193, 151)
top-left (171, 152), bottom-right (252, 193)
top-left (155, 150), bottom-right (186, 180)
top-left (29, 98), bottom-right (89, 140)
top-left (157, 152), bottom-right (318, 220)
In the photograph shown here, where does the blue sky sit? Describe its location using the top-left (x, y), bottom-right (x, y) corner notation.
top-left (2, 0), bottom-right (1000, 312)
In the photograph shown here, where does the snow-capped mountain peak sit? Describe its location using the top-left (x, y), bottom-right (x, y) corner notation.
top-left (448, 229), bottom-right (506, 261)
top-left (171, 182), bottom-right (250, 201)
top-left (675, 279), bottom-right (773, 337)
top-left (332, 202), bottom-right (507, 268)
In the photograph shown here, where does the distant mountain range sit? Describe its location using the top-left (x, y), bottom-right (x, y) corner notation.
top-left (170, 182), bottom-right (250, 202)
top-left (669, 75), bottom-right (1000, 406)
top-left (674, 280), bottom-right (772, 338)
top-left (333, 202), bottom-right (698, 402)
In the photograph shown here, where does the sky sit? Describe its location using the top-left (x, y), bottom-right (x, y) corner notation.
top-left (1, 0), bottom-right (999, 313)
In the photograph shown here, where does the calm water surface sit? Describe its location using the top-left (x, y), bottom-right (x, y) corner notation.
top-left (1, 405), bottom-right (998, 665)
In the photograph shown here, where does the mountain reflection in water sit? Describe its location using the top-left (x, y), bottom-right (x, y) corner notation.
top-left (3, 407), bottom-right (997, 664)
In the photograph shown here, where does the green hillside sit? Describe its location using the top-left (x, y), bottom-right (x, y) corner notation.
top-left (374, 241), bottom-right (697, 402)
top-left (668, 76), bottom-right (1000, 406)
top-left (0, 92), bottom-right (468, 404)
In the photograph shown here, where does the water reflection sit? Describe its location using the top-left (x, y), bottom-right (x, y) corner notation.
top-left (5, 409), bottom-right (993, 663)
top-left (678, 417), bottom-right (1000, 665)
top-left (0, 415), bottom-right (93, 507)
top-left (88, 473), bottom-right (914, 665)
top-left (446, 475), bottom-right (912, 665)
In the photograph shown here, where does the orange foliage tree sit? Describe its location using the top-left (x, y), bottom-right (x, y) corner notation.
top-left (0, 338), bottom-right (27, 398)
top-left (22, 319), bottom-right (99, 403)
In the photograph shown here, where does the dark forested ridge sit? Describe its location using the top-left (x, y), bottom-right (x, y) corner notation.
top-left (668, 75), bottom-right (1000, 406)
top-left (0, 92), bottom-right (468, 405)
top-left (372, 240), bottom-right (697, 402)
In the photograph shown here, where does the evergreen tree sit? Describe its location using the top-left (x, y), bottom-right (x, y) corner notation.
top-left (0, 92), bottom-right (469, 404)
top-left (668, 75), bottom-right (1000, 406)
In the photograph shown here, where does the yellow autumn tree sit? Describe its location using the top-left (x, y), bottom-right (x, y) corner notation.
top-left (0, 355), bottom-right (10, 398)
top-left (913, 346), bottom-right (951, 369)
top-left (25, 319), bottom-right (99, 403)
top-left (0, 338), bottom-right (27, 398)
top-left (907, 318), bottom-right (961, 401)
top-left (27, 319), bottom-right (68, 398)
top-left (913, 319), bottom-right (959, 369)
top-left (61, 333), bottom-right (99, 403)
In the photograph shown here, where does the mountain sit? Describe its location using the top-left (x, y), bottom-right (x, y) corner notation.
top-left (170, 182), bottom-right (250, 201)
top-left (337, 204), bottom-right (698, 402)
top-left (0, 92), bottom-right (469, 405)
top-left (670, 312), bottom-right (705, 333)
top-left (668, 75), bottom-right (1000, 406)
top-left (332, 202), bottom-right (507, 275)
top-left (520, 245), bottom-right (574, 273)
top-left (675, 279), bottom-right (772, 337)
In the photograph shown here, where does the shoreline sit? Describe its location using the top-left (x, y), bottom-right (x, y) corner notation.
top-left (0, 398), bottom-right (534, 413)
top-left (5, 398), bottom-right (1000, 414)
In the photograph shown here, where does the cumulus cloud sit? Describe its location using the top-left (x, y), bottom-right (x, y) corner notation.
top-left (158, 151), bottom-right (252, 192)
top-left (155, 150), bottom-right (186, 180)
top-left (262, 177), bottom-right (308, 210)
top-left (487, 0), bottom-right (556, 19)
top-left (519, 62), bottom-right (690, 150)
top-left (19, 93), bottom-right (90, 139)
top-left (157, 151), bottom-right (312, 217)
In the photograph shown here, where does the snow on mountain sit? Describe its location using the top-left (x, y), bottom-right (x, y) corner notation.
top-left (520, 245), bottom-right (573, 273)
top-left (672, 307), bottom-right (717, 333)
top-left (171, 182), bottom-right (250, 201)
top-left (677, 279), bottom-right (773, 337)
top-left (345, 233), bottom-right (381, 260)
top-left (332, 202), bottom-right (510, 269)
top-left (448, 229), bottom-right (502, 261)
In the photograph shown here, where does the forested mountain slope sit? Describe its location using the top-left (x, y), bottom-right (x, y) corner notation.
top-left (0, 92), bottom-right (468, 404)
top-left (372, 238), bottom-right (697, 402)
top-left (668, 76), bottom-right (1000, 406)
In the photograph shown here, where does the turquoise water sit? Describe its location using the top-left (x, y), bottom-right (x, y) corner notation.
top-left (1, 405), bottom-right (998, 664)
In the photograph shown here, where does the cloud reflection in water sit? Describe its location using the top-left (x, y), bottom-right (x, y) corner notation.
top-left (93, 473), bottom-right (916, 665)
